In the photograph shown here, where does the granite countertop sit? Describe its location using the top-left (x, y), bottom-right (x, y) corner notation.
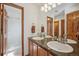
top-left (28, 37), bottom-right (79, 56)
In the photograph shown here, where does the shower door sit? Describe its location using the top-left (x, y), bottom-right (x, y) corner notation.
top-left (0, 3), bottom-right (24, 56)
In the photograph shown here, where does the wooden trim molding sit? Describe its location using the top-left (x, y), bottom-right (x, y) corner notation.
top-left (1, 4), bottom-right (4, 56)
top-left (1, 3), bottom-right (24, 56)
top-left (3, 3), bottom-right (23, 9)
top-left (21, 7), bottom-right (24, 56)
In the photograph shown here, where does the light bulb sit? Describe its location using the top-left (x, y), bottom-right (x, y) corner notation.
top-left (48, 18), bottom-right (50, 20)
top-left (48, 6), bottom-right (51, 11)
top-left (41, 6), bottom-right (44, 11)
top-left (52, 3), bottom-right (56, 8)
top-left (45, 9), bottom-right (48, 12)
top-left (44, 4), bottom-right (48, 8)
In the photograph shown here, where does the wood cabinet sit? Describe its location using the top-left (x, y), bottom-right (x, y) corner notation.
top-left (67, 11), bottom-right (79, 40)
top-left (47, 16), bottom-right (53, 36)
top-left (28, 40), bottom-right (48, 56)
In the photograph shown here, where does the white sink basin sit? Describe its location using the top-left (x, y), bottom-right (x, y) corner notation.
top-left (32, 37), bottom-right (44, 40)
top-left (56, 38), bottom-right (77, 44)
top-left (45, 35), bottom-right (52, 38)
top-left (47, 41), bottom-right (73, 53)
top-left (67, 39), bottom-right (77, 44)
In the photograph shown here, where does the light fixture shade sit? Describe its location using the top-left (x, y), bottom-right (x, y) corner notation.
top-left (40, 3), bottom-right (60, 12)
top-left (45, 9), bottom-right (48, 12)
top-left (48, 3), bottom-right (52, 5)
top-left (41, 6), bottom-right (44, 11)
top-left (57, 3), bottom-right (62, 5)
top-left (52, 3), bottom-right (56, 8)
top-left (44, 4), bottom-right (48, 8)
top-left (48, 6), bottom-right (52, 11)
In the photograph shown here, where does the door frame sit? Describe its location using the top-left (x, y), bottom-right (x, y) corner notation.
top-left (1, 3), bottom-right (24, 56)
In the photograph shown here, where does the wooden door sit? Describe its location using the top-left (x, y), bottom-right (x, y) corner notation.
top-left (61, 20), bottom-right (64, 37)
top-left (54, 21), bottom-right (59, 37)
top-left (47, 16), bottom-right (53, 36)
top-left (67, 11), bottom-right (79, 40)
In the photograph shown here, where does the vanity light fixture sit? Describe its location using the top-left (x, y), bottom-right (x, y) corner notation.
top-left (41, 3), bottom-right (62, 12)
top-left (44, 4), bottom-right (48, 8)
top-left (41, 6), bottom-right (44, 11)
top-left (48, 6), bottom-right (52, 11)
top-left (45, 8), bottom-right (48, 12)
top-left (52, 3), bottom-right (56, 8)
top-left (47, 18), bottom-right (50, 21)
top-left (57, 3), bottom-right (62, 5)
top-left (48, 3), bottom-right (53, 5)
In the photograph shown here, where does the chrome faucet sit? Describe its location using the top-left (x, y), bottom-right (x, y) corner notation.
top-left (63, 34), bottom-right (67, 44)
top-left (54, 34), bottom-right (67, 44)
top-left (53, 35), bottom-right (58, 41)
top-left (58, 36), bottom-right (62, 42)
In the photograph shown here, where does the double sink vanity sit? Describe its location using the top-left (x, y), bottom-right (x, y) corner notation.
top-left (28, 34), bottom-right (79, 56)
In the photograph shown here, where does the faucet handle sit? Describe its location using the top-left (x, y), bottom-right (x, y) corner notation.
top-left (63, 33), bottom-right (68, 43)
top-left (53, 36), bottom-right (57, 41)
top-left (58, 36), bottom-right (62, 42)
top-left (63, 33), bottom-right (67, 38)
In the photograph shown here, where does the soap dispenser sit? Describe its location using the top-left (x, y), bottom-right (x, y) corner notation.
top-left (41, 24), bottom-right (45, 37)
top-left (31, 23), bottom-right (35, 33)
top-left (31, 23), bottom-right (35, 37)
top-left (41, 24), bottom-right (44, 33)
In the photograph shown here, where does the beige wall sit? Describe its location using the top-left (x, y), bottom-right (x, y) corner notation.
top-left (16, 3), bottom-right (79, 55)
top-left (16, 3), bottom-right (40, 55)
top-left (38, 3), bottom-right (79, 36)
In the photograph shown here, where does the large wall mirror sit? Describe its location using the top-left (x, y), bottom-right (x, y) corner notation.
top-left (0, 4), bottom-right (24, 56)
top-left (47, 11), bottom-right (65, 38)
top-left (53, 11), bottom-right (65, 38)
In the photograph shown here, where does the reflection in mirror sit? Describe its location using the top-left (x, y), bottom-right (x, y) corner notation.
top-left (54, 11), bottom-right (65, 38)
top-left (67, 11), bottom-right (79, 40)
top-left (61, 19), bottom-right (65, 37)
top-left (47, 16), bottom-right (53, 36)
top-left (54, 19), bottom-right (59, 37)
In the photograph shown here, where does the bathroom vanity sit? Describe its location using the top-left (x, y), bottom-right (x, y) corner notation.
top-left (28, 37), bottom-right (79, 56)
